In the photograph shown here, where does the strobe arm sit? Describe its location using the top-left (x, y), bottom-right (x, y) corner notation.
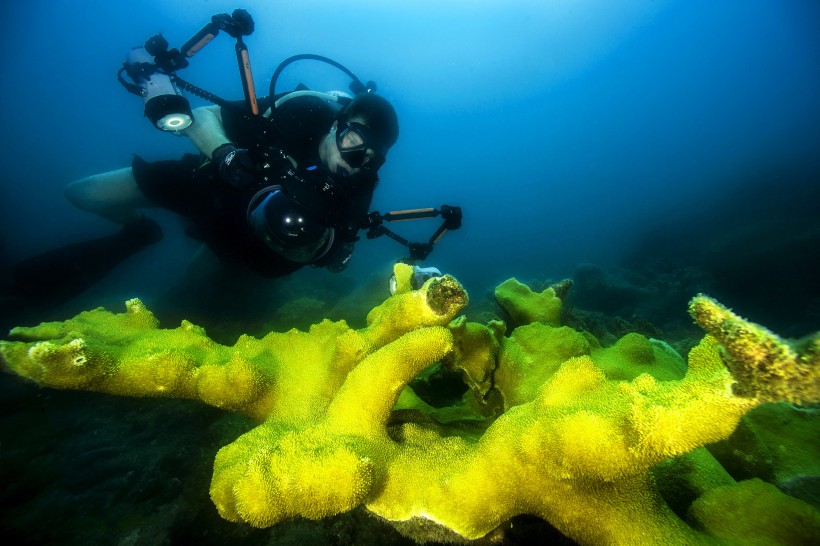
top-left (181, 10), bottom-right (259, 115)
top-left (139, 10), bottom-right (258, 114)
top-left (179, 9), bottom-right (255, 58)
top-left (364, 205), bottom-right (462, 262)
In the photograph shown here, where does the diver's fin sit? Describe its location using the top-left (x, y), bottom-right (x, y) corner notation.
top-left (11, 216), bottom-right (163, 306)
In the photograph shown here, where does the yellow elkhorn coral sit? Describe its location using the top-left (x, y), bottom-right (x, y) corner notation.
top-left (689, 294), bottom-right (820, 405)
top-left (1, 268), bottom-right (818, 545)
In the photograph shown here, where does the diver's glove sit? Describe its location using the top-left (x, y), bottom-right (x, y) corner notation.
top-left (212, 143), bottom-right (258, 187)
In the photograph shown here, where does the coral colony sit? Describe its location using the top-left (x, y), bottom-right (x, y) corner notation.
top-left (2, 264), bottom-right (818, 545)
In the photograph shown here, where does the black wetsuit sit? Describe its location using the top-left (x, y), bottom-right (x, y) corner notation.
top-left (132, 95), bottom-right (378, 278)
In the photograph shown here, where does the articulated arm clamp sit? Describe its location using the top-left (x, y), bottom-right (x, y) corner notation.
top-left (364, 205), bottom-right (462, 262)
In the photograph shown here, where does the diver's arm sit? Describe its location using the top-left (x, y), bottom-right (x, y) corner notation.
top-left (186, 104), bottom-right (257, 187)
top-left (184, 105), bottom-right (230, 158)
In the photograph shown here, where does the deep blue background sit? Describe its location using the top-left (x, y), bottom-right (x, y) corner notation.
top-left (1, 0), bottom-right (818, 323)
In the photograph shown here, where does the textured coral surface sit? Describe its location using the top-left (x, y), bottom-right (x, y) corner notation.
top-left (2, 265), bottom-right (818, 545)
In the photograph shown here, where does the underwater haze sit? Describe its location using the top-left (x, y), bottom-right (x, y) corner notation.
top-left (0, 0), bottom-right (819, 329)
top-left (0, 0), bottom-right (819, 544)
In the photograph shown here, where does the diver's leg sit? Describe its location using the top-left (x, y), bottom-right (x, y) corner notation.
top-left (10, 168), bottom-right (163, 305)
top-left (64, 166), bottom-right (163, 245)
top-left (64, 167), bottom-right (153, 225)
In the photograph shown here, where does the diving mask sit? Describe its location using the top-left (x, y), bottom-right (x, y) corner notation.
top-left (336, 121), bottom-right (385, 171)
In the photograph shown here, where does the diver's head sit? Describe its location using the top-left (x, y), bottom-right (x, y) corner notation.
top-left (248, 189), bottom-right (334, 263)
top-left (319, 92), bottom-right (399, 177)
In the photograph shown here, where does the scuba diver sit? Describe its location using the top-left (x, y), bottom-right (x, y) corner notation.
top-left (67, 90), bottom-right (398, 275)
top-left (7, 10), bottom-right (458, 308)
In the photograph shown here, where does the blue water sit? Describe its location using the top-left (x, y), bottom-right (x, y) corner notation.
top-left (2, 0), bottom-right (818, 306)
top-left (0, 1), bottom-right (818, 543)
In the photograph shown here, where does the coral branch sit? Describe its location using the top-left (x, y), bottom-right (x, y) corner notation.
top-left (689, 294), bottom-right (820, 405)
